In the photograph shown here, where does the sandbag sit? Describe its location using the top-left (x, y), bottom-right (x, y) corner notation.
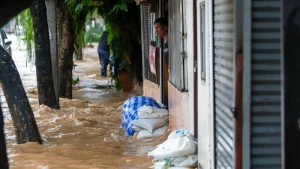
top-left (137, 126), bottom-right (169, 140)
top-left (153, 161), bottom-right (195, 169)
top-left (132, 125), bottom-right (144, 132)
top-left (153, 155), bottom-right (197, 168)
top-left (157, 102), bottom-right (166, 109)
top-left (120, 96), bottom-right (161, 136)
top-left (170, 155), bottom-right (198, 167)
top-left (138, 105), bottom-right (154, 114)
top-left (132, 116), bottom-right (169, 133)
top-left (168, 129), bottom-right (196, 142)
top-left (168, 167), bottom-right (194, 169)
top-left (138, 108), bottom-right (169, 119)
top-left (148, 137), bottom-right (197, 160)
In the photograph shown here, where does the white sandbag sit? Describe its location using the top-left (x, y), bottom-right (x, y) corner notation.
top-left (132, 125), bottom-right (144, 132)
top-left (153, 161), bottom-right (167, 169)
top-left (152, 155), bottom-right (197, 167)
top-left (170, 155), bottom-right (198, 167)
top-left (148, 137), bottom-right (197, 160)
top-left (137, 126), bottom-right (169, 140)
top-left (138, 108), bottom-right (169, 119)
top-left (168, 129), bottom-right (196, 142)
top-left (157, 102), bottom-right (166, 109)
top-left (152, 161), bottom-right (194, 169)
top-left (132, 116), bottom-right (169, 133)
top-left (138, 105), bottom-right (154, 114)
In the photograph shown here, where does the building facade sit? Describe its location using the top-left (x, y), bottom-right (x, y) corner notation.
top-left (138, 0), bottom-right (298, 168)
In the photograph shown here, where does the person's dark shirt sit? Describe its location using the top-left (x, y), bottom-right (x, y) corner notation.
top-left (163, 40), bottom-right (169, 67)
top-left (98, 31), bottom-right (109, 52)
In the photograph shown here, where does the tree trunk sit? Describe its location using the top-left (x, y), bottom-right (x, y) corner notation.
top-left (31, 0), bottom-right (59, 108)
top-left (0, 46), bottom-right (42, 144)
top-left (76, 48), bottom-right (83, 60)
top-left (57, 1), bottom-right (74, 99)
top-left (0, 101), bottom-right (8, 169)
top-left (45, 0), bottom-right (60, 109)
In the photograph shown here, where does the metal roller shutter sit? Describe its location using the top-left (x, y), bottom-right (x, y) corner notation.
top-left (250, 0), bottom-right (282, 168)
top-left (213, 0), bottom-right (235, 168)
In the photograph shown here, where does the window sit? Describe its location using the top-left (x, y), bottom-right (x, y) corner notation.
top-left (200, 3), bottom-right (206, 80)
top-left (168, 0), bottom-right (184, 89)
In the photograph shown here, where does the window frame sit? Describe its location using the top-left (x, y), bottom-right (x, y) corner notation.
top-left (200, 3), bottom-right (206, 81)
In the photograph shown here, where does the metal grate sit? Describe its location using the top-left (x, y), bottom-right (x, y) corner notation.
top-left (141, 4), bottom-right (160, 85)
top-left (213, 0), bottom-right (235, 168)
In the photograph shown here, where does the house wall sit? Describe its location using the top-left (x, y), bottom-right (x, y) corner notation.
top-left (185, 0), bottom-right (195, 135)
top-left (166, 0), bottom-right (193, 133)
top-left (195, 0), bottom-right (214, 168)
top-left (168, 82), bottom-right (183, 129)
top-left (167, 84), bottom-right (190, 132)
top-left (166, 0), bottom-right (215, 168)
top-left (143, 79), bottom-right (161, 102)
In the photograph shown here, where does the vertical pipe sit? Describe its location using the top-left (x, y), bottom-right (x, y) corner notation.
top-left (242, 0), bottom-right (252, 168)
top-left (193, 0), bottom-right (198, 139)
top-left (235, 50), bottom-right (243, 169)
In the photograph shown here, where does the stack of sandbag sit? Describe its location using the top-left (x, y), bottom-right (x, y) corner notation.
top-left (120, 96), bottom-right (163, 136)
top-left (131, 105), bottom-right (169, 140)
top-left (148, 129), bottom-right (198, 169)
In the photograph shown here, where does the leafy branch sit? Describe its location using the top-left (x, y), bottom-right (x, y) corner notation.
top-left (17, 9), bottom-right (35, 64)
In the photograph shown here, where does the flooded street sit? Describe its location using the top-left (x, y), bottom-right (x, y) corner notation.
top-left (1, 35), bottom-right (166, 169)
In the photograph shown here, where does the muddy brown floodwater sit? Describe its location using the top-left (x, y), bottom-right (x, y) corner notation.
top-left (1, 37), bottom-right (168, 169)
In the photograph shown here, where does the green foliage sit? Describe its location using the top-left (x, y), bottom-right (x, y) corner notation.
top-left (17, 0), bottom-right (95, 64)
top-left (98, 0), bottom-right (141, 85)
top-left (17, 9), bottom-right (35, 64)
top-left (65, 0), bottom-right (96, 51)
top-left (15, 0), bottom-right (141, 91)
top-left (85, 26), bottom-right (103, 45)
top-left (119, 57), bottom-right (129, 73)
top-left (114, 77), bottom-right (122, 90)
top-left (109, 0), bottom-right (131, 14)
top-left (72, 77), bottom-right (80, 84)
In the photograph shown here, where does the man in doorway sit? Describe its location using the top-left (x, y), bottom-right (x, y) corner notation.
top-left (154, 17), bottom-right (169, 68)
top-left (154, 17), bottom-right (169, 106)
top-left (97, 31), bottom-right (110, 77)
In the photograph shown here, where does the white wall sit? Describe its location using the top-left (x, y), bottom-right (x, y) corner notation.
top-left (181, 92), bottom-right (191, 130)
top-left (183, 1), bottom-right (214, 168)
top-left (184, 0), bottom-right (195, 135)
top-left (196, 0), bottom-right (214, 168)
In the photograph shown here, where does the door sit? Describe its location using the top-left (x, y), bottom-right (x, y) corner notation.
top-left (213, 0), bottom-right (236, 168)
top-left (250, 0), bottom-right (282, 168)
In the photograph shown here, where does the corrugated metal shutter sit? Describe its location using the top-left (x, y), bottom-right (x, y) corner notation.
top-left (250, 0), bottom-right (282, 168)
top-left (213, 0), bottom-right (235, 168)
top-left (141, 4), bottom-right (160, 85)
top-left (169, 0), bottom-right (182, 89)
